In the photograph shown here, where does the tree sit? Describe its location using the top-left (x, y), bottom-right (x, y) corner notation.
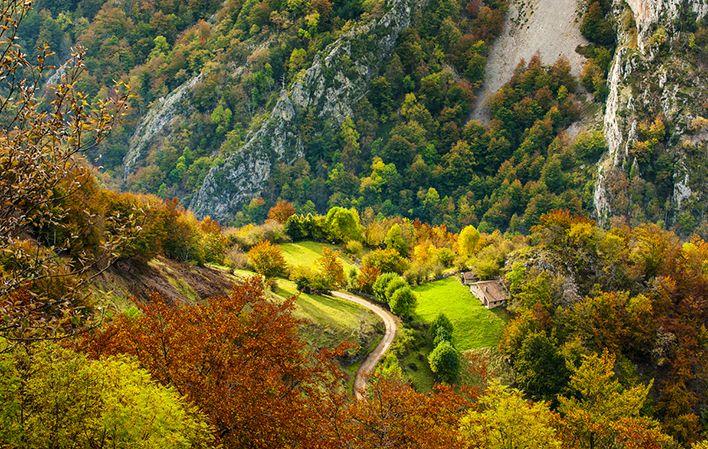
top-left (0, 1), bottom-right (131, 342)
top-left (247, 241), bottom-right (288, 279)
top-left (513, 332), bottom-right (570, 402)
top-left (340, 378), bottom-right (470, 448)
top-left (457, 225), bottom-right (480, 260)
top-left (384, 276), bottom-right (408, 300)
top-left (325, 207), bottom-right (363, 242)
top-left (558, 352), bottom-right (676, 449)
top-left (430, 314), bottom-right (453, 345)
top-left (385, 223), bottom-right (414, 256)
top-left (362, 248), bottom-right (409, 274)
top-left (84, 278), bottom-right (345, 449)
top-left (267, 200), bottom-right (296, 223)
top-left (210, 100), bottom-right (232, 135)
top-left (428, 341), bottom-right (461, 383)
top-left (318, 248), bottom-right (345, 291)
top-left (373, 272), bottom-right (400, 303)
top-left (460, 381), bottom-right (561, 449)
top-left (0, 341), bottom-right (212, 448)
top-left (389, 285), bottom-right (417, 317)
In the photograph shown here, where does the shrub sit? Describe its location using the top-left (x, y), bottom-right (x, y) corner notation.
top-left (284, 213), bottom-right (328, 241)
top-left (228, 221), bottom-right (288, 248)
top-left (224, 246), bottom-right (248, 269)
top-left (428, 341), bottom-right (461, 383)
top-left (247, 241), bottom-right (288, 279)
top-left (267, 200), bottom-right (296, 223)
top-left (164, 209), bottom-right (206, 264)
top-left (389, 286), bottom-right (417, 317)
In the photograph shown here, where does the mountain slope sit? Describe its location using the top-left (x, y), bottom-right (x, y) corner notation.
top-left (191, 0), bottom-right (425, 220)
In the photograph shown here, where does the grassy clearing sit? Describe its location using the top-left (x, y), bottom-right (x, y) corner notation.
top-left (413, 277), bottom-right (508, 351)
top-left (278, 241), bottom-right (357, 272)
top-left (228, 268), bottom-right (383, 356)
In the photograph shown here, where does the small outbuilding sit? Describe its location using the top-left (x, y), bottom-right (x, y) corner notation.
top-left (468, 279), bottom-right (508, 309)
top-left (460, 271), bottom-right (476, 286)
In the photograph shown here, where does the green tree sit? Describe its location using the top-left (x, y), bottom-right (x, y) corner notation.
top-left (325, 207), bottom-right (363, 243)
top-left (389, 285), bottom-right (417, 317)
top-left (211, 100), bottom-right (233, 136)
top-left (430, 313), bottom-right (453, 345)
top-left (373, 272), bottom-right (400, 303)
top-left (0, 341), bottom-right (212, 448)
top-left (513, 332), bottom-right (570, 402)
top-left (457, 225), bottom-right (480, 260)
top-left (428, 341), bottom-right (460, 383)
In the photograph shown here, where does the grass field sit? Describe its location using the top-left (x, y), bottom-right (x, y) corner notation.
top-left (227, 265), bottom-right (382, 356)
top-left (413, 277), bottom-right (508, 351)
top-left (278, 241), bottom-right (357, 272)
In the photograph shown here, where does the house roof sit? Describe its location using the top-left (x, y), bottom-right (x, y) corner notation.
top-left (469, 279), bottom-right (508, 304)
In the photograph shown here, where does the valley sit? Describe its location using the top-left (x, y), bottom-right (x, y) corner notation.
top-left (1, 0), bottom-right (706, 447)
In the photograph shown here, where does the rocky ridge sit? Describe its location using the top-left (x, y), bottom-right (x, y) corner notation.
top-left (594, 0), bottom-right (706, 230)
top-left (190, 0), bottom-right (426, 221)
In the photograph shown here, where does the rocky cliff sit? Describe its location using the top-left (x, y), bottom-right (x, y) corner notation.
top-left (594, 0), bottom-right (706, 232)
top-left (190, 0), bottom-right (425, 221)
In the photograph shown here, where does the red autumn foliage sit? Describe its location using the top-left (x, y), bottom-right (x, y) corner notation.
top-left (83, 277), bottom-right (346, 448)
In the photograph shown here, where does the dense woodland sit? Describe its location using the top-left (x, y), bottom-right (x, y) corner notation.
top-left (1, 0), bottom-right (707, 448)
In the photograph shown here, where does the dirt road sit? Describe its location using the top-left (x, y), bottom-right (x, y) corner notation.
top-left (332, 291), bottom-right (398, 400)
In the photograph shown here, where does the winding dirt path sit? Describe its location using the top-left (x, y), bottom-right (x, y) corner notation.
top-left (331, 291), bottom-right (398, 400)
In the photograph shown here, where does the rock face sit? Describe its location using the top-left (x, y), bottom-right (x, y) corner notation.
top-left (594, 0), bottom-right (706, 230)
top-left (471, 0), bottom-right (588, 120)
top-left (190, 0), bottom-right (425, 221)
top-left (123, 74), bottom-right (203, 177)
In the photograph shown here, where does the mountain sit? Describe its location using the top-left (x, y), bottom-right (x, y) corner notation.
top-left (26, 0), bottom-right (706, 235)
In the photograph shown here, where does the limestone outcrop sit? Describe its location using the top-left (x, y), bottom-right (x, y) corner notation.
top-left (594, 0), bottom-right (706, 230)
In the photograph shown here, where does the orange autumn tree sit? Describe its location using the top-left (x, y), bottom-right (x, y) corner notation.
top-left (267, 199), bottom-right (296, 223)
top-left (339, 378), bottom-right (472, 448)
top-left (83, 277), bottom-right (346, 449)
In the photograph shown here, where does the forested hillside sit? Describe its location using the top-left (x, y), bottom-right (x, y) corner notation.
top-left (18, 0), bottom-right (706, 236)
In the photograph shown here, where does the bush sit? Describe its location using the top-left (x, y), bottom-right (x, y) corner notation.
top-left (324, 207), bottom-right (363, 243)
top-left (389, 286), bottom-right (417, 317)
top-left (284, 213), bottom-right (328, 241)
top-left (224, 246), bottom-right (248, 269)
top-left (428, 341), bottom-right (461, 383)
top-left (228, 221), bottom-right (288, 248)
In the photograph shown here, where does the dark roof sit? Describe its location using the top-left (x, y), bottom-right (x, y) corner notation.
top-left (469, 280), bottom-right (508, 304)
